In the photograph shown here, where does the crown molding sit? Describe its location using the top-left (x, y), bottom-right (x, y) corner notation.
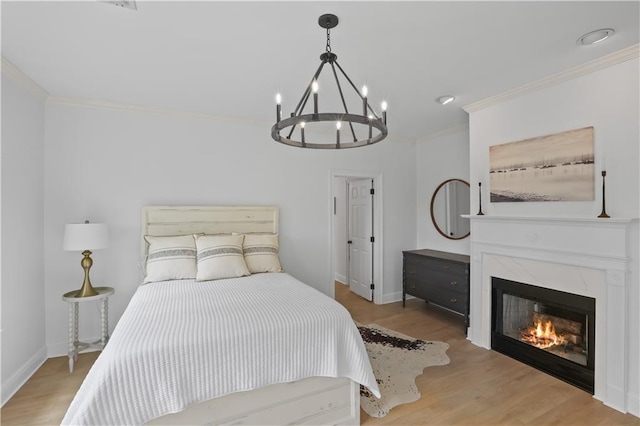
top-left (46, 96), bottom-right (270, 126)
top-left (463, 44), bottom-right (640, 113)
top-left (1, 56), bottom-right (49, 101)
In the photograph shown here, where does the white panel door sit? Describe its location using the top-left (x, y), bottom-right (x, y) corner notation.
top-left (348, 179), bottom-right (373, 301)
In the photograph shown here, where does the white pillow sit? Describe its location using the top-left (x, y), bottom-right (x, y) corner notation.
top-left (242, 233), bottom-right (283, 273)
top-left (144, 235), bottom-right (197, 283)
top-left (195, 234), bottom-right (250, 281)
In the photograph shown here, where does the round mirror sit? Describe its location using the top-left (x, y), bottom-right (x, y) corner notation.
top-left (430, 179), bottom-right (471, 240)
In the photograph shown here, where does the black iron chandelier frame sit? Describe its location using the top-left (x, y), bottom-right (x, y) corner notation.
top-left (271, 13), bottom-right (388, 149)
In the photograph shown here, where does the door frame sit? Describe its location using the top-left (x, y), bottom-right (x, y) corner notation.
top-left (329, 169), bottom-right (383, 304)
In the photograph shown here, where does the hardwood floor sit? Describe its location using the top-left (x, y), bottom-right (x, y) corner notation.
top-left (2, 283), bottom-right (639, 425)
top-left (1, 351), bottom-right (100, 425)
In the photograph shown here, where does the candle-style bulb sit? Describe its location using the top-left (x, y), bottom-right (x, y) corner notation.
top-left (312, 81), bottom-right (319, 115)
top-left (300, 122), bottom-right (306, 128)
top-left (362, 85), bottom-right (368, 115)
top-left (275, 93), bottom-right (282, 122)
top-left (381, 101), bottom-right (388, 125)
top-left (336, 121), bottom-right (342, 130)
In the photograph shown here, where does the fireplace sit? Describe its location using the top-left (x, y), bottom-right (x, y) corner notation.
top-left (491, 277), bottom-right (596, 393)
top-left (466, 216), bottom-right (637, 414)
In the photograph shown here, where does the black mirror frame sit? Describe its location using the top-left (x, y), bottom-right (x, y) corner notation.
top-left (430, 178), bottom-right (470, 240)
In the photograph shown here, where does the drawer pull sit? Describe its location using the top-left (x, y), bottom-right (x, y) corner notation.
top-left (410, 285), bottom-right (416, 289)
top-left (450, 298), bottom-right (458, 303)
top-left (450, 281), bottom-right (458, 286)
top-left (409, 270), bottom-right (416, 275)
top-left (443, 265), bottom-right (451, 270)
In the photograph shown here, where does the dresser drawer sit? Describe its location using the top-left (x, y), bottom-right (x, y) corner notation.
top-left (406, 276), bottom-right (467, 313)
top-left (405, 266), bottom-right (467, 294)
top-left (425, 284), bottom-right (467, 314)
top-left (404, 254), bottom-right (466, 276)
top-left (404, 276), bottom-right (430, 300)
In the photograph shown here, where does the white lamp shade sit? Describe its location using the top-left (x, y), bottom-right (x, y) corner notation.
top-left (63, 223), bottom-right (109, 251)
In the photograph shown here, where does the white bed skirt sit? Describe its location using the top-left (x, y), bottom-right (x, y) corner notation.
top-left (148, 376), bottom-right (360, 425)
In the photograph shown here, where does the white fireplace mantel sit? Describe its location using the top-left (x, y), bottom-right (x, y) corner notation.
top-left (466, 215), bottom-right (639, 414)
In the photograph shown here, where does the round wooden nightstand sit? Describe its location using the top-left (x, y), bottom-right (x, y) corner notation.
top-left (62, 286), bottom-right (114, 373)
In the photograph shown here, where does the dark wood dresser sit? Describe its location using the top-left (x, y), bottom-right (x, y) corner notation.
top-left (402, 249), bottom-right (470, 333)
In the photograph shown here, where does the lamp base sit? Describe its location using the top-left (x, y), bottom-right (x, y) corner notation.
top-left (74, 250), bottom-right (99, 297)
top-left (74, 282), bottom-right (99, 298)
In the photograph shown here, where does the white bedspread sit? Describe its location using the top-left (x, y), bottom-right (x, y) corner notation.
top-left (62, 273), bottom-right (379, 425)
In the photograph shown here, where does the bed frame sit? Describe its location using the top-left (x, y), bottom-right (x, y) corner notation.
top-left (142, 206), bottom-right (361, 425)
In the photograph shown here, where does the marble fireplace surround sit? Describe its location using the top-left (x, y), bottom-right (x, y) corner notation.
top-left (467, 216), bottom-right (636, 414)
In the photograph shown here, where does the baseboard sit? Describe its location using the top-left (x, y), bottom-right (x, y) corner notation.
top-left (380, 291), bottom-right (408, 304)
top-left (1, 346), bottom-right (47, 406)
top-left (627, 393), bottom-right (640, 418)
top-left (335, 274), bottom-right (347, 284)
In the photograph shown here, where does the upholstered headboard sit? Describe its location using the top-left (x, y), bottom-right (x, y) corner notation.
top-left (141, 205), bottom-right (279, 257)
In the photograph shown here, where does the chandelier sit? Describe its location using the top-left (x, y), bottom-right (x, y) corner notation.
top-left (271, 14), bottom-right (388, 149)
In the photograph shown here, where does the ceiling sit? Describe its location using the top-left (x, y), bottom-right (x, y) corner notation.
top-left (2, 1), bottom-right (639, 141)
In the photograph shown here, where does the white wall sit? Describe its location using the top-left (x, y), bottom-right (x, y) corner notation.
top-left (416, 127), bottom-right (470, 255)
top-left (467, 57), bottom-right (640, 415)
top-left (43, 102), bottom-right (417, 355)
top-left (1, 73), bottom-right (47, 404)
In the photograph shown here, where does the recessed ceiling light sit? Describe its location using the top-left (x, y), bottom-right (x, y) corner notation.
top-left (435, 95), bottom-right (455, 105)
top-left (577, 28), bottom-right (615, 46)
top-left (102, 1), bottom-right (137, 10)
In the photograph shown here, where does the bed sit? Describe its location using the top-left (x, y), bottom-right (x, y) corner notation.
top-left (61, 205), bottom-right (379, 425)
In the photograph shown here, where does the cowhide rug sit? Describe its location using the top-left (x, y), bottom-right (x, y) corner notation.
top-left (357, 323), bottom-right (450, 418)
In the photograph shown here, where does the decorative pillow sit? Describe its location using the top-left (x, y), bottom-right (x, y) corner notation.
top-left (242, 233), bottom-right (283, 273)
top-left (144, 235), bottom-right (197, 283)
top-left (195, 234), bottom-right (250, 281)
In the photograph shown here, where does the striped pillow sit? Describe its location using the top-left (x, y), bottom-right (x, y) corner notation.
top-left (242, 233), bottom-right (283, 274)
top-left (195, 234), bottom-right (250, 281)
top-left (144, 235), bottom-right (197, 283)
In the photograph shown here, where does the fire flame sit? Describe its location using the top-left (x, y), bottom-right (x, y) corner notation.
top-left (521, 319), bottom-right (565, 349)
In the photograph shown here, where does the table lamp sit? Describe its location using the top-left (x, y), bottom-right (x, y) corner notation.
top-left (63, 221), bottom-right (109, 297)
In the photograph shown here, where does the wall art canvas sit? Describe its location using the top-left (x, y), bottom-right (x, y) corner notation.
top-left (489, 126), bottom-right (595, 202)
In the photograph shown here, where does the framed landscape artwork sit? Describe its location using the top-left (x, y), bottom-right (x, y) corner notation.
top-left (489, 126), bottom-right (595, 202)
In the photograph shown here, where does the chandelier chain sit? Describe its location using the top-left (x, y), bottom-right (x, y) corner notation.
top-left (326, 27), bottom-right (331, 52)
